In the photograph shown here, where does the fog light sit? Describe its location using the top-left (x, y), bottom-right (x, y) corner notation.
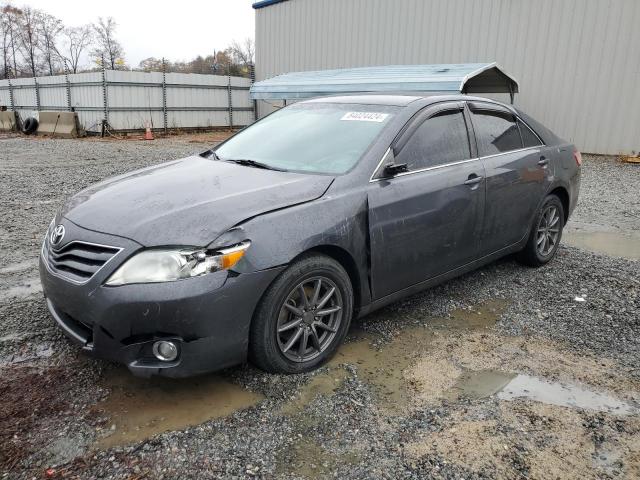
top-left (152, 340), bottom-right (178, 362)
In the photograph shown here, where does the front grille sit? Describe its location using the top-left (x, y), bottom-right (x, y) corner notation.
top-left (46, 241), bottom-right (121, 283)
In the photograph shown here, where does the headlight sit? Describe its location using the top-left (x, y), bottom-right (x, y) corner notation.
top-left (105, 241), bottom-right (250, 286)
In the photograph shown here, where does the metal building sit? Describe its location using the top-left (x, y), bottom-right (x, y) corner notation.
top-left (254, 0), bottom-right (640, 155)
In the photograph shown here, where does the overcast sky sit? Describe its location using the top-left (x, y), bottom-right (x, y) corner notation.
top-left (23, 0), bottom-right (256, 67)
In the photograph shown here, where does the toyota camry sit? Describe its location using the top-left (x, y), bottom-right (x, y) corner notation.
top-left (40, 94), bottom-right (581, 377)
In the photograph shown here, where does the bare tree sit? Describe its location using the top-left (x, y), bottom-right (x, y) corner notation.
top-left (1, 4), bottom-right (22, 78)
top-left (91, 16), bottom-right (125, 70)
top-left (0, 6), bottom-right (10, 78)
top-left (138, 56), bottom-right (164, 72)
top-left (60, 25), bottom-right (92, 73)
top-left (16, 6), bottom-right (40, 76)
top-left (229, 38), bottom-right (254, 68)
top-left (37, 11), bottom-right (62, 75)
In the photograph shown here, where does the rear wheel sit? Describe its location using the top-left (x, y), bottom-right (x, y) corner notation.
top-left (517, 194), bottom-right (564, 267)
top-left (249, 254), bottom-right (353, 373)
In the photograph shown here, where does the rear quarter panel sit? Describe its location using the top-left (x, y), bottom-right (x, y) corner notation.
top-left (552, 143), bottom-right (581, 218)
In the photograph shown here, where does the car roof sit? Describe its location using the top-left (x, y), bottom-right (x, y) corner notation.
top-left (294, 94), bottom-right (563, 146)
top-left (301, 94), bottom-right (423, 107)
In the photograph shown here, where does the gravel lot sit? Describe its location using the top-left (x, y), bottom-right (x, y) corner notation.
top-left (0, 136), bottom-right (638, 479)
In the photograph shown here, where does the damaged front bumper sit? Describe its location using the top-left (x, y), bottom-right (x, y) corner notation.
top-left (39, 221), bottom-right (283, 378)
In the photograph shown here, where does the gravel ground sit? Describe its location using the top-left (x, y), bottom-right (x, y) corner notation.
top-left (568, 154), bottom-right (640, 233)
top-left (0, 138), bottom-right (638, 479)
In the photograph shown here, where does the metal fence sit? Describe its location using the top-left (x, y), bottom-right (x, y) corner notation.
top-left (0, 68), bottom-right (255, 133)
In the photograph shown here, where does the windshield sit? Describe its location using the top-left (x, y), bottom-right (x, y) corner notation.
top-left (215, 103), bottom-right (398, 174)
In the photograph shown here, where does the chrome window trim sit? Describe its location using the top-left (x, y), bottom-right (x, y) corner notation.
top-left (42, 239), bottom-right (124, 285)
top-left (369, 146), bottom-right (542, 183)
top-left (478, 145), bottom-right (543, 160)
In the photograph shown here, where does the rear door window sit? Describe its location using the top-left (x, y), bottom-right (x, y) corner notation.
top-left (471, 110), bottom-right (522, 156)
top-left (396, 110), bottom-right (471, 171)
top-left (517, 118), bottom-right (543, 147)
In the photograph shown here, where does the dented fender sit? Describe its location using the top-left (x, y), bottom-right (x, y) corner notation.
top-left (211, 188), bottom-right (372, 310)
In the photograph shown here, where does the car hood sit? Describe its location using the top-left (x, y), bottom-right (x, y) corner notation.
top-left (62, 155), bottom-right (334, 246)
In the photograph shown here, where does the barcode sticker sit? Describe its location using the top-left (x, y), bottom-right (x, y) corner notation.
top-left (340, 112), bottom-right (389, 122)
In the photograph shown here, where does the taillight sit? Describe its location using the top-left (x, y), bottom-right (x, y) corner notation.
top-left (573, 149), bottom-right (583, 166)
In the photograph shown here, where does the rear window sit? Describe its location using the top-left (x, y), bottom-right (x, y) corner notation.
top-left (518, 118), bottom-right (543, 148)
top-left (471, 110), bottom-right (522, 156)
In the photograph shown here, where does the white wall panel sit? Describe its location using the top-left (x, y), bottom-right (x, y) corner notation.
top-left (255, 0), bottom-right (640, 154)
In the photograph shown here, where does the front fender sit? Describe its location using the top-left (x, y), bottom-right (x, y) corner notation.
top-left (209, 189), bottom-right (371, 309)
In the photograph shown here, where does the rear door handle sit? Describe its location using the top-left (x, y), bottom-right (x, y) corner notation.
top-left (538, 156), bottom-right (549, 167)
top-left (464, 175), bottom-right (484, 186)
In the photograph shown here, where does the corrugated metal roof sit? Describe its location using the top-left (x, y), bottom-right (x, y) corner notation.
top-left (250, 63), bottom-right (518, 100)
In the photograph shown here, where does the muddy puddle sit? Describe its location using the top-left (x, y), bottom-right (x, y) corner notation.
top-left (95, 369), bottom-right (264, 449)
top-left (96, 300), bottom-right (507, 450)
top-left (563, 230), bottom-right (640, 260)
top-left (280, 368), bottom-right (349, 416)
top-left (449, 369), bottom-right (637, 415)
top-left (276, 300), bottom-right (509, 477)
top-left (283, 299), bottom-right (508, 416)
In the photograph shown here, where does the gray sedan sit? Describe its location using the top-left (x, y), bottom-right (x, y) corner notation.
top-left (39, 94), bottom-right (581, 377)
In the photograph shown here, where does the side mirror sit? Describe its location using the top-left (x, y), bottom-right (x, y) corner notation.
top-left (383, 163), bottom-right (408, 177)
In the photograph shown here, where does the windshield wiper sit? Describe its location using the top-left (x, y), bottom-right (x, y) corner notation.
top-left (223, 158), bottom-right (286, 171)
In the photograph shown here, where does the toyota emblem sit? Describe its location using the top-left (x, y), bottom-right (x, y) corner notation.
top-left (50, 224), bottom-right (65, 246)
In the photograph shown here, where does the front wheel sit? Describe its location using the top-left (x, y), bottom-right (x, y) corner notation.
top-left (517, 194), bottom-right (565, 267)
top-left (249, 254), bottom-right (353, 373)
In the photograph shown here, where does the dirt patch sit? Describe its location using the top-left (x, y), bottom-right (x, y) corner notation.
top-left (408, 399), bottom-right (640, 479)
top-left (405, 322), bottom-right (640, 478)
top-left (80, 130), bottom-right (236, 145)
top-left (94, 367), bottom-right (264, 449)
top-left (272, 300), bottom-right (511, 477)
top-left (0, 366), bottom-right (74, 471)
top-left (167, 131), bottom-right (236, 144)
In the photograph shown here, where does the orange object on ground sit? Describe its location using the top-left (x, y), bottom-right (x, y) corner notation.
top-left (144, 127), bottom-right (154, 140)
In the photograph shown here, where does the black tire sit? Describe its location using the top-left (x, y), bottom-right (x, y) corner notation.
top-left (516, 194), bottom-right (565, 267)
top-left (249, 254), bottom-right (353, 374)
top-left (23, 117), bottom-right (38, 135)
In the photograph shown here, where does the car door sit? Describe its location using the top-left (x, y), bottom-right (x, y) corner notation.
top-left (367, 102), bottom-right (486, 300)
top-left (467, 102), bottom-right (549, 255)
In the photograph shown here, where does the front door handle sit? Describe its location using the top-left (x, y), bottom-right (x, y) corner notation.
top-left (464, 175), bottom-right (484, 186)
top-left (538, 156), bottom-right (549, 167)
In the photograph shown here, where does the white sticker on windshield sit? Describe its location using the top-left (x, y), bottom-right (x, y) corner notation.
top-left (340, 112), bottom-right (389, 122)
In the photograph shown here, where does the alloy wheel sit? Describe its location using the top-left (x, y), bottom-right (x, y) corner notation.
top-left (276, 276), bottom-right (343, 362)
top-left (536, 204), bottom-right (561, 256)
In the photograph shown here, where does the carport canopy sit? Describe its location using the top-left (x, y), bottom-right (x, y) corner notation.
top-left (250, 63), bottom-right (519, 102)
